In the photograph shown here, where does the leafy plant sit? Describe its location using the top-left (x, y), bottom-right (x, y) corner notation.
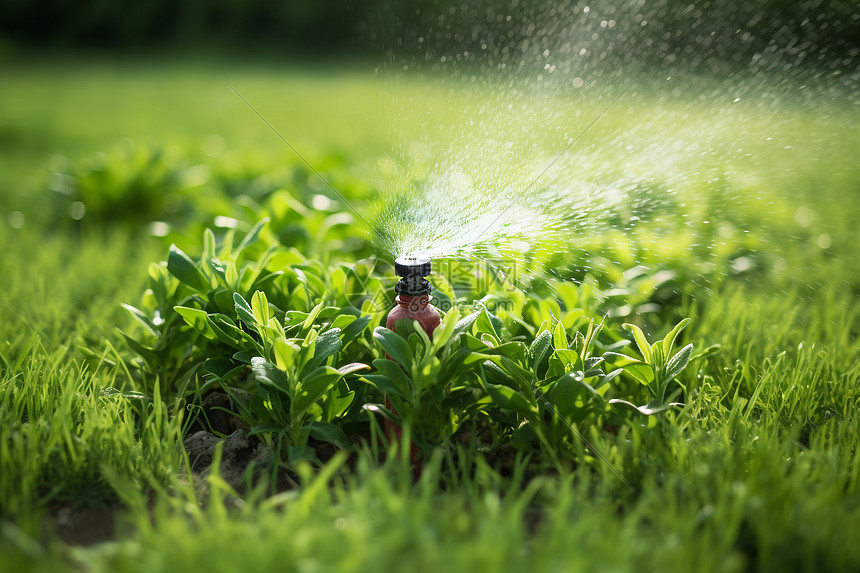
top-left (362, 308), bottom-right (490, 452)
top-left (120, 219), bottom-right (379, 399)
top-left (457, 307), bottom-right (702, 464)
top-left (604, 319), bottom-right (696, 414)
top-left (229, 291), bottom-right (369, 462)
top-left (119, 219), bottom-right (279, 396)
top-left (476, 314), bottom-right (620, 462)
top-left (119, 217), bottom-right (705, 470)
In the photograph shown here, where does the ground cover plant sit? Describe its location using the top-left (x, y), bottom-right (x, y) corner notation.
top-left (1, 58), bottom-right (859, 572)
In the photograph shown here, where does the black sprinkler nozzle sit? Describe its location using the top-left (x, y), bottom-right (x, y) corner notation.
top-left (394, 256), bottom-right (432, 296)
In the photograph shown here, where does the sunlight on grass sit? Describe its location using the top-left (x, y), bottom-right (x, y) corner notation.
top-left (0, 58), bottom-right (858, 572)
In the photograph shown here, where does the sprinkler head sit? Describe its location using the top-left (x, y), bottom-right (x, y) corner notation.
top-left (394, 255), bottom-right (432, 296)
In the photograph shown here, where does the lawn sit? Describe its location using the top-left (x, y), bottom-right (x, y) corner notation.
top-left (1, 57), bottom-right (858, 572)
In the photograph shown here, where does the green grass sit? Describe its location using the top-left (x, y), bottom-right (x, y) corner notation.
top-left (1, 57), bottom-right (859, 572)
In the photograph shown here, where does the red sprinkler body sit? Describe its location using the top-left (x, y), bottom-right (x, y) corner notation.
top-left (386, 256), bottom-right (440, 337)
top-left (383, 256), bottom-right (440, 464)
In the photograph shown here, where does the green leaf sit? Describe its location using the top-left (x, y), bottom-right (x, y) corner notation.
top-left (341, 314), bottom-right (371, 344)
top-left (480, 358), bottom-right (516, 388)
top-left (237, 217), bottom-right (269, 255)
top-left (602, 351), bottom-right (639, 366)
top-left (285, 310), bottom-right (309, 328)
top-left (298, 267), bottom-right (328, 296)
top-left (274, 338), bottom-right (300, 372)
top-left (301, 328), bottom-right (320, 360)
top-left (219, 229), bottom-right (236, 259)
top-left (474, 305), bottom-right (504, 339)
top-left (119, 331), bottom-right (158, 365)
top-left (603, 368), bottom-right (624, 384)
top-left (207, 258), bottom-right (228, 284)
top-left (553, 348), bottom-right (583, 373)
top-left (661, 318), bottom-right (692, 357)
top-left (251, 357), bottom-right (290, 395)
top-left (664, 343), bottom-right (694, 382)
top-left (336, 362), bottom-right (370, 376)
top-left (212, 288), bottom-right (237, 317)
top-left (429, 308), bottom-right (459, 350)
top-left (552, 320), bottom-right (568, 350)
top-left (373, 327), bottom-right (413, 370)
top-left (233, 349), bottom-right (257, 364)
top-left (251, 291), bottom-right (271, 326)
top-left (167, 245), bottom-right (209, 292)
top-left (511, 423), bottom-right (539, 450)
top-left (302, 302), bottom-right (325, 331)
top-left (498, 355), bottom-right (533, 389)
top-left (295, 367), bottom-right (341, 414)
top-left (120, 303), bottom-right (157, 336)
top-left (545, 372), bottom-right (604, 421)
top-left (608, 399), bottom-right (683, 416)
top-left (485, 383), bottom-right (538, 418)
top-left (202, 228), bottom-right (217, 262)
top-left (452, 311), bottom-right (480, 338)
top-left (247, 423), bottom-right (282, 438)
top-left (363, 403), bottom-right (400, 424)
top-left (556, 281), bottom-right (579, 310)
top-left (396, 318), bottom-right (433, 363)
top-left (463, 333), bottom-right (491, 353)
top-left (331, 314), bottom-right (356, 331)
top-left (203, 357), bottom-right (239, 378)
top-left (583, 317), bottom-right (604, 358)
top-left (621, 361), bottom-right (654, 385)
top-left (474, 309), bottom-right (495, 339)
top-left (210, 314), bottom-right (254, 349)
top-left (174, 306), bottom-right (217, 339)
top-left (323, 383), bottom-right (355, 422)
top-left (233, 292), bottom-right (256, 329)
top-left (494, 341), bottom-right (529, 363)
top-left (463, 351), bottom-right (500, 367)
top-left (529, 329), bottom-right (554, 376)
top-left (362, 375), bottom-right (405, 398)
top-left (250, 270), bottom-right (281, 293)
top-left (691, 344), bottom-right (721, 362)
top-left (363, 359), bottom-right (411, 398)
top-left (302, 328), bottom-right (342, 373)
top-left (306, 422), bottom-right (351, 449)
top-left (623, 323), bottom-right (653, 364)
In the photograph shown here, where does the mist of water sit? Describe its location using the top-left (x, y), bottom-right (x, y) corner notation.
top-left (365, 0), bottom-right (857, 268)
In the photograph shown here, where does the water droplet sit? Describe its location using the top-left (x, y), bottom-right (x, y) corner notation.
top-left (312, 194), bottom-right (337, 211)
top-left (9, 211), bottom-right (24, 229)
top-left (69, 201), bottom-right (86, 221)
top-left (148, 221), bottom-right (171, 237)
top-left (795, 206), bottom-right (814, 227)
